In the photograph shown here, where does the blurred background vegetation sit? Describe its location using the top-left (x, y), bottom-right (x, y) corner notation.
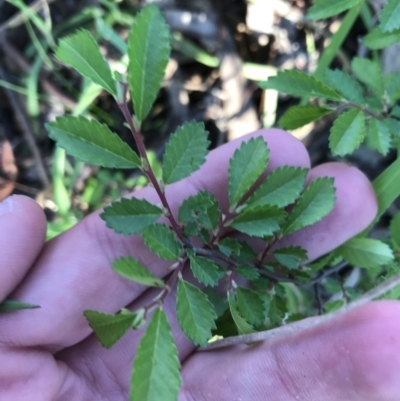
top-left (0, 0), bottom-right (397, 241)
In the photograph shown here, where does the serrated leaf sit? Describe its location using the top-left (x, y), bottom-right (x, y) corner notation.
top-left (247, 166), bottom-right (308, 208)
top-left (176, 280), bottom-right (216, 346)
top-left (227, 292), bottom-right (255, 335)
top-left (218, 238), bottom-right (242, 257)
top-left (260, 70), bottom-right (342, 101)
top-left (0, 300), bottom-right (39, 312)
top-left (236, 264), bottom-right (260, 280)
top-left (142, 224), bottom-right (182, 261)
top-left (279, 105), bottom-right (332, 130)
top-left (189, 255), bottom-right (226, 286)
top-left (338, 238), bottom-right (394, 269)
top-left (178, 190), bottom-right (220, 231)
top-left (364, 27), bottom-right (400, 49)
top-left (46, 116), bottom-right (141, 168)
top-left (282, 177), bottom-right (336, 235)
top-left (352, 57), bottom-right (384, 96)
top-left (380, 0), bottom-right (400, 33)
top-left (390, 212), bottom-right (400, 249)
top-left (307, 0), bottom-right (363, 20)
top-left (323, 69), bottom-right (364, 104)
top-left (383, 118), bottom-right (400, 136)
top-left (228, 137), bottom-right (270, 207)
top-left (84, 309), bottom-right (139, 348)
top-left (130, 309), bottom-right (181, 401)
top-left (268, 295), bottom-right (287, 326)
top-left (162, 121), bottom-right (210, 185)
top-left (367, 119), bottom-right (391, 156)
top-left (55, 29), bottom-right (116, 96)
top-left (113, 257), bottom-right (164, 287)
top-left (204, 288), bottom-right (228, 317)
top-left (329, 109), bottom-right (366, 156)
top-left (128, 4), bottom-right (171, 122)
top-left (236, 287), bottom-right (265, 326)
top-left (101, 198), bottom-right (162, 235)
top-left (231, 205), bottom-right (287, 237)
top-left (273, 246), bottom-right (308, 269)
top-left (385, 74), bottom-right (400, 104)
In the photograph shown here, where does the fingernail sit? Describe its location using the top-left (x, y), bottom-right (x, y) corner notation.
top-left (0, 196), bottom-right (14, 216)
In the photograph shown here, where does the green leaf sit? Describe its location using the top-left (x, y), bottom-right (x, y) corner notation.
top-left (204, 288), bottom-right (228, 317)
top-left (176, 280), bottom-right (216, 346)
top-left (384, 74), bottom-right (400, 104)
top-left (113, 257), bottom-right (164, 287)
top-left (84, 309), bottom-right (141, 348)
top-left (247, 166), bottom-right (308, 208)
top-left (383, 118), bottom-right (400, 137)
top-left (163, 124), bottom-right (210, 186)
top-left (364, 27), bottom-right (400, 49)
top-left (273, 246), bottom-right (308, 269)
top-left (323, 69), bottom-right (364, 104)
top-left (130, 309), bottom-right (181, 401)
top-left (259, 70), bottom-right (342, 101)
top-left (282, 177), bottom-right (336, 235)
top-left (0, 300), bottom-right (39, 312)
top-left (380, 0), bottom-right (400, 33)
top-left (142, 224), bottom-right (182, 261)
top-left (236, 264), bottom-right (260, 280)
top-left (231, 205), bottom-right (287, 237)
top-left (227, 292), bottom-right (255, 335)
top-left (279, 105), bottom-right (333, 130)
top-left (329, 109), bottom-right (366, 156)
top-left (101, 198), bottom-right (162, 235)
top-left (178, 190), bottom-right (220, 231)
top-left (189, 255), bottom-right (226, 286)
top-left (351, 57), bottom-right (384, 96)
top-left (236, 287), bottom-right (266, 326)
top-left (218, 238), bottom-right (242, 257)
top-left (390, 212), bottom-right (400, 249)
top-left (338, 238), bottom-right (394, 269)
top-left (55, 29), bottom-right (116, 96)
top-left (367, 119), bottom-right (391, 156)
top-left (268, 295), bottom-right (287, 326)
top-left (228, 137), bottom-right (270, 207)
top-left (307, 0), bottom-right (363, 20)
top-left (46, 116), bottom-right (141, 168)
top-left (128, 4), bottom-right (171, 122)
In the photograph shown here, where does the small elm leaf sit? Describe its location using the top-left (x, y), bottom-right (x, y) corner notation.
top-left (128, 4), bottom-right (171, 122)
top-left (101, 198), bottom-right (162, 235)
top-left (337, 238), bottom-right (394, 269)
top-left (364, 27), bottom-right (400, 49)
top-left (142, 224), bottom-right (182, 261)
top-left (323, 69), bottom-right (364, 104)
top-left (236, 287), bottom-right (266, 326)
top-left (113, 257), bottom-right (164, 287)
top-left (84, 309), bottom-right (140, 349)
top-left (273, 246), bottom-right (308, 270)
top-left (189, 255), bottom-right (226, 286)
top-left (227, 292), bottom-right (255, 335)
top-left (162, 121), bottom-right (210, 185)
top-left (55, 29), bottom-right (116, 96)
top-left (46, 116), bottom-right (141, 168)
top-left (228, 137), bottom-right (270, 207)
top-left (329, 109), bottom-right (366, 156)
top-left (130, 309), bottom-right (181, 401)
top-left (247, 166), bottom-right (308, 208)
top-left (279, 105), bottom-right (332, 130)
top-left (282, 177), bottom-right (336, 235)
top-left (176, 280), bottom-right (216, 346)
top-left (367, 119), bottom-right (391, 156)
top-left (260, 70), bottom-right (342, 101)
top-left (231, 205), bottom-right (287, 237)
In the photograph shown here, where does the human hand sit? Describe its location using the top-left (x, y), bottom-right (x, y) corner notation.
top-left (1, 129), bottom-right (399, 401)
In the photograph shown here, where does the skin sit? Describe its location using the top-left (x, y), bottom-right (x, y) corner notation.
top-left (0, 128), bottom-right (399, 401)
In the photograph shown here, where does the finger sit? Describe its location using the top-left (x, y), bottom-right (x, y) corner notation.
top-left (0, 195), bottom-right (46, 300)
top-left (1, 129), bottom-right (310, 349)
top-left (276, 162), bottom-right (378, 261)
top-left (180, 301), bottom-right (400, 401)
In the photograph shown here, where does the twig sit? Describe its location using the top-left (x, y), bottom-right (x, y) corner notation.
top-left (0, 66), bottom-right (49, 189)
top-left (202, 272), bottom-right (400, 350)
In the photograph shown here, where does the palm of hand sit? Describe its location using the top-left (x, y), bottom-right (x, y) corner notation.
top-left (1, 130), bottom-right (399, 401)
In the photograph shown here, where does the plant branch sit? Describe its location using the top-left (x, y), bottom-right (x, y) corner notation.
top-left (338, 101), bottom-right (385, 120)
top-left (202, 272), bottom-right (400, 350)
top-left (118, 99), bottom-right (185, 242)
